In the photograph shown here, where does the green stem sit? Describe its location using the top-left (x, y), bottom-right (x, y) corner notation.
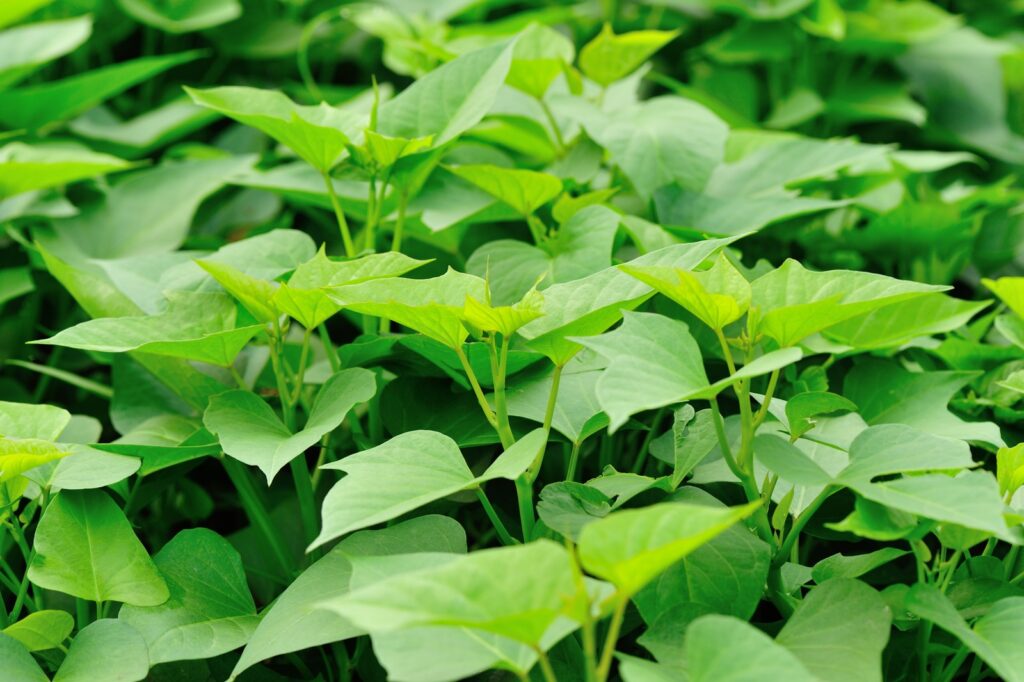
top-left (773, 486), bottom-right (836, 569)
top-left (364, 175), bottom-right (379, 252)
top-left (455, 344), bottom-right (498, 430)
top-left (476, 488), bottom-right (517, 546)
top-left (535, 648), bottom-right (558, 682)
top-left (9, 549), bottom-right (35, 622)
top-left (526, 213), bottom-right (547, 245)
top-left (390, 188), bottom-right (409, 253)
top-left (222, 458), bottom-right (292, 580)
top-left (489, 336), bottom-right (516, 449)
top-left (515, 476), bottom-right (535, 542)
top-left (289, 457), bottom-right (318, 552)
top-left (322, 171), bottom-right (356, 257)
top-left (939, 647), bottom-right (971, 682)
top-left (537, 98), bottom-right (566, 153)
top-left (631, 407), bottom-right (664, 474)
top-left (566, 440), bottom-right (583, 482)
top-left (542, 364), bottom-right (564, 436)
top-left (596, 598), bottom-right (627, 682)
top-left (290, 329), bottom-right (313, 404)
top-left (319, 324), bottom-right (341, 372)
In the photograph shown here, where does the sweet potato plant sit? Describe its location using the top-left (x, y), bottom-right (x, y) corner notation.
top-left (2, 0), bottom-right (1024, 680)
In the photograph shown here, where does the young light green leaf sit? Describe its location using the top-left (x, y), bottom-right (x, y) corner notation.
top-left (1, 610), bottom-right (74, 652)
top-left (274, 247), bottom-right (429, 329)
top-left (811, 548), bottom-right (910, 583)
top-left (507, 22), bottom-right (575, 98)
top-left (328, 268), bottom-right (486, 349)
top-left (377, 40), bottom-right (516, 145)
top-left (0, 401), bottom-right (70, 440)
top-left (447, 164), bottom-right (562, 217)
top-left (621, 253), bottom-right (751, 330)
top-left (577, 500), bottom-right (759, 597)
top-left (579, 24), bottom-right (679, 86)
top-left (195, 259), bottom-right (279, 323)
top-left (119, 528), bottom-right (258, 664)
top-left (983, 276), bottom-right (1024, 319)
top-left (312, 428), bottom-right (546, 550)
top-left (0, 142), bottom-right (133, 200)
top-left (186, 86), bottom-right (364, 172)
top-left (774, 579), bottom-right (891, 682)
top-left (0, 437), bottom-right (70, 483)
top-left (462, 288), bottom-right (544, 337)
top-left (822, 295), bottom-right (989, 350)
top-left (52, 620), bottom-right (149, 682)
top-left (204, 368), bottom-right (377, 484)
top-left (320, 540), bottom-right (580, 646)
top-left (28, 490), bottom-right (169, 605)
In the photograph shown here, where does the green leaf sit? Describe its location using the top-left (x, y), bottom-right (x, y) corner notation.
top-left (821, 294), bottom-right (989, 351)
top-left (785, 392), bottom-right (857, 441)
top-left (775, 579), bottom-right (891, 682)
top-left (984, 276), bottom-right (1024, 319)
top-left (0, 51), bottom-right (201, 130)
top-left (53, 620), bottom-right (149, 682)
top-left (751, 259), bottom-right (946, 346)
top-left (507, 358), bottom-right (606, 444)
top-left (328, 268), bottom-right (486, 349)
top-left (194, 259), bottom-right (279, 323)
top-left (119, 529), bottom-right (257, 664)
top-left (686, 615), bottom-right (817, 682)
top-left (507, 22), bottom-right (575, 99)
top-left (811, 548), bottom-right (910, 583)
top-left (466, 204), bottom-right (618, 304)
top-left (320, 540), bottom-right (580, 646)
top-left (1, 610), bottom-right (74, 651)
top-left (0, 632), bottom-right (48, 682)
top-left (0, 266), bottom-right (34, 307)
top-left (274, 247), bottom-right (428, 329)
top-left (462, 288), bottom-right (545, 337)
top-left (313, 428), bottom-right (546, 550)
top-left (0, 16), bottom-right (92, 89)
top-left (519, 237), bottom-right (739, 364)
top-left (579, 24), bottom-right (678, 86)
top-left (204, 368), bottom-right (377, 484)
top-left (68, 99), bottom-right (218, 155)
top-left (186, 86), bottom-right (363, 172)
top-left (117, 0), bottom-right (241, 33)
top-left (905, 586), bottom-right (1024, 682)
top-left (578, 500), bottom-right (759, 597)
top-left (27, 490), bottom-right (169, 605)
top-left (448, 164), bottom-right (562, 217)
top-left (837, 423), bottom-right (974, 483)
top-left (621, 253), bottom-right (751, 330)
top-left (34, 292), bottom-right (261, 367)
top-left (0, 142), bottom-right (133, 200)
top-left (231, 515), bottom-right (465, 679)
top-left (0, 400), bottom-right (70, 440)
top-left (0, 0), bottom-right (57, 29)
top-left (0, 437), bottom-right (69, 483)
top-left (42, 155), bottom-right (255, 259)
top-left (536, 482), bottom-right (612, 541)
top-left (843, 358), bottom-right (1003, 447)
top-left (583, 97), bottom-right (727, 200)
top-left (377, 40), bottom-right (516, 145)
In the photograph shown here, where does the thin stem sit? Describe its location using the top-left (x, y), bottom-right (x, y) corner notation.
top-left (319, 324), bottom-right (341, 372)
top-left (542, 364), bottom-right (564, 436)
top-left (290, 456), bottom-right (318, 552)
top-left (773, 486), bottom-right (836, 569)
top-left (489, 335), bottom-right (516, 449)
top-left (9, 549), bottom-right (35, 622)
top-left (631, 407), bottom-right (664, 474)
top-left (222, 458), bottom-right (292, 580)
top-left (566, 440), bottom-right (583, 482)
top-left (537, 98), bottom-right (566, 153)
top-left (754, 369), bottom-right (781, 427)
top-left (475, 488), bottom-right (518, 546)
top-left (390, 188), bottom-right (409, 253)
top-left (515, 476), bottom-right (535, 542)
top-left (290, 329), bottom-right (313, 404)
top-left (596, 598), bottom-right (627, 682)
top-left (526, 213), bottom-right (547, 245)
top-left (454, 344), bottom-right (498, 429)
top-left (322, 171), bottom-right (356, 257)
top-left (939, 647), bottom-right (971, 682)
top-left (535, 648), bottom-right (558, 682)
top-left (364, 175), bottom-right (379, 252)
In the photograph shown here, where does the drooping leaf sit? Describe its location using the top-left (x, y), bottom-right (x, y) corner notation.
top-left (204, 368), bottom-right (376, 484)
top-left (811, 548), bottom-right (910, 583)
top-left (784, 392), bottom-right (858, 441)
top-left (0, 632), bottom-right (48, 682)
top-left (448, 164), bottom-right (562, 217)
top-left (27, 490), bottom-right (169, 605)
top-left (312, 429), bottom-right (546, 550)
top-left (686, 615), bottom-right (817, 682)
top-left (117, 0), bottom-right (241, 33)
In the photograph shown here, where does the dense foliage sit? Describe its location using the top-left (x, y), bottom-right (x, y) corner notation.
top-left (2, 0), bottom-right (1024, 680)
